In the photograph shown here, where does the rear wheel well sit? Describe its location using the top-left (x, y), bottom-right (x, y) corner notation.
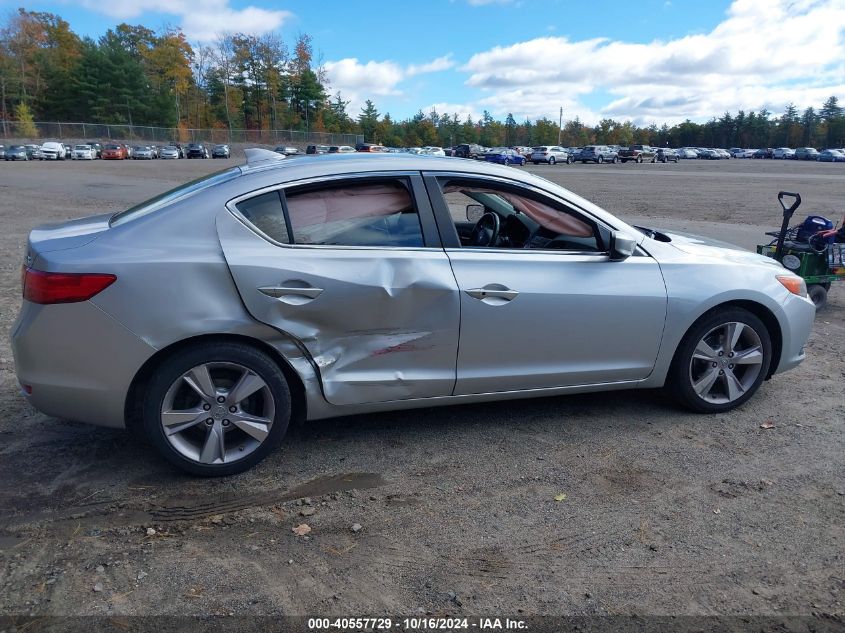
top-left (125, 334), bottom-right (306, 436)
top-left (670, 300), bottom-right (783, 381)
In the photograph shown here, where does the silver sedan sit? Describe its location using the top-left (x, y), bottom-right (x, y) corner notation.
top-left (11, 151), bottom-right (815, 475)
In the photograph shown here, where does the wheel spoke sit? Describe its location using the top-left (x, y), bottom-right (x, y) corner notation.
top-left (725, 322), bottom-right (745, 352)
top-left (733, 346), bottom-right (763, 365)
top-left (199, 424), bottom-right (226, 464)
top-left (232, 412), bottom-right (271, 442)
top-left (724, 368), bottom-right (745, 401)
top-left (693, 367), bottom-right (719, 396)
top-left (228, 370), bottom-right (266, 405)
top-left (183, 365), bottom-right (216, 401)
top-left (693, 339), bottom-right (718, 362)
top-left (161, 408), bottom-right (206, 435)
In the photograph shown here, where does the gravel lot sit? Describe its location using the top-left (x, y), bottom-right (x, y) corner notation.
top-left (0, 156), bottom-right (843, 622)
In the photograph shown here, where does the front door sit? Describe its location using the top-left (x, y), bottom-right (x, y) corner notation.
top-left (425, 174), bottom-right (667, 395)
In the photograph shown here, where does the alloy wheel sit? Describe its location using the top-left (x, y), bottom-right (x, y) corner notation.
top-left (688, 321), bottom-right (764, 404)
top-left (160, 361), bottom-right (275, 465)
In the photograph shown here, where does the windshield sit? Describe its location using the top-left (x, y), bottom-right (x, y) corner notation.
top-left (110, 167), bottom-right (240, 227)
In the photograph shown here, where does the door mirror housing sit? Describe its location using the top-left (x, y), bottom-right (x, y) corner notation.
top-left (466, 204), bottom-right (485, 223)
top-left (609, 231), bottom-right (637, 261)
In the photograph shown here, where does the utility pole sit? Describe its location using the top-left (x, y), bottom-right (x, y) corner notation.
top-left (558, 106), bottom-right (563, 145)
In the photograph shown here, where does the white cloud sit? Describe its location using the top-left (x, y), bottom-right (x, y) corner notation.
top-left (324, 55), bottom-right (454, 114)
top-left (452, 0), bottom-right (845, 124)
top-left (77, 0), bottom-right (291, 41)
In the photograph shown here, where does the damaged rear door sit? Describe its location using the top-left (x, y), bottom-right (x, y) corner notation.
top-left (217, 172), bottom-right (460, 406)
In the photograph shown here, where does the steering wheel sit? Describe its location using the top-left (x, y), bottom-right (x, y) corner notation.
top-left (470, 212), bottom-right (500, 247)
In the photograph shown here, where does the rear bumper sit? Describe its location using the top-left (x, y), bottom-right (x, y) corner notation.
top-left (11, 300), bottom-right (156, 429)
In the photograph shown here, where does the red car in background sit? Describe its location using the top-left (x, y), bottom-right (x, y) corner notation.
top-left (102, 143), bottom-right (129, 160)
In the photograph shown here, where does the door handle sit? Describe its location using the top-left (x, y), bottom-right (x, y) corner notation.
top-left (259, 283), bottom-right (323, 304)
top-left (465, 285), bottom-right (519, 304)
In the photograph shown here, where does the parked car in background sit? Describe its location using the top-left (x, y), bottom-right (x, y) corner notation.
top-left (579, 145), bottom-right (618, 164)
top-left (357, 143), bottom-right (387, 153)
top-left (421, 146), bottom-right (446, 156)
top-left (167, 142), bottom-right (185, 158)
top-left (39, 141), bottom-right (67, 160)
top-left (484, 147), bottom-right (526, 166)
top-left (0, 145), bottom-right (5, 159)
top-left (102, 143), bottom-right (129, 160)
top-left (131, 146), bottom-right (155, 160)
top-left (699, 149), bottom-right (721, 160)
top-left (83, 142), bottom-right (102, 158)
top-left (733, 148), bottom-right (756, 158)
top-left (453, 143), bottom-right (485, 159)
top-left (72, 144), bottom-right (95, 160)
top-left (817, 149), bottom-right (845, 162)
top-left (26, 144), bottom-right (41, 159)
top-left (619, 145), bottom-right (656, 163)
top-left (530, 146), bottom-right (571, 165)
top-left (11, 151), bottom-right (815, 475)
top-left (772, 147), bottom-right (795, 159)
top-left (752, 148), bottom-right (773, 159)
top-left (656, 148), bottom-right (679, 163)
top-left (715, 148), bottom-right (731, 159)
top-left (4, 145), bottom-right (31, 161)
top-left (678, 148), bottom-right (699, 159)
top-left (306, 145), bottom-right (329, 154)
top-left (159, 146), bottom-right (180, 159)
top-left (186, 143), bottom-right (210, 159)
top-left (212, 144), bottom-right (231, 159)
top-left (327, 145), bottom-right (355, 154)
top-left (275, 146), bottom-right (300, 156)
top-left (793, 147), bottom-right (819, 161)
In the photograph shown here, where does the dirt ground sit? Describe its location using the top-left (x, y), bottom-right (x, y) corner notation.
top-left (0, 156), bottom-right (843, 623)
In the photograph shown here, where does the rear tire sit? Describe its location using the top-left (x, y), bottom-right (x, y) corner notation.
top-left (548, 156), bottom-right (555, 165)
top-left (142, 342), bottom-right (291, 476)
top-left (665, 307), bottom-right (772, 413)
top-left (808, 284), bottom-right (828, 310)
top-left (597, 156), bottom-right (603, 164)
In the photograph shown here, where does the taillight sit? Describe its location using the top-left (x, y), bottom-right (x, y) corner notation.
top-left (22, 267), bottom-right (116, 304)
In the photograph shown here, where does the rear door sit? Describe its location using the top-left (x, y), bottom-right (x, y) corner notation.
top-left (217, 172), bottom-right (460, 406)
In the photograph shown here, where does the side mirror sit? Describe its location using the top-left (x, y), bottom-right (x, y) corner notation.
top-left (466, 204), bottom-right (485, 222)
top-left (609, 231), bottom-right (637, 261)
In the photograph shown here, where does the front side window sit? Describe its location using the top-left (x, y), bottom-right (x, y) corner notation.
top-left (284, 178), bottom-right (423, 247)
top-left (437, 177), bottom-right (604, 252)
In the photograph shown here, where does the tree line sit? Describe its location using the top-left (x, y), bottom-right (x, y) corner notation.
top-left (1, 8), bottom-right (844, 149)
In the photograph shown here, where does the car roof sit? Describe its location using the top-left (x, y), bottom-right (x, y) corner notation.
top-left (231, 152), bottom-right (634, 233)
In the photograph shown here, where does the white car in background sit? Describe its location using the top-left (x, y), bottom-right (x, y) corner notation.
top-left (421, 146), bottom-right (446, 156)
top-left (678, 148), bottom-right (699, 159)
top-left (39, 141), bottom-right (67, 160)
top-left (72, 144), bottom-right (95, 160)
top-left (159, 146), bottom-right (180, 159)
top-left (773, 148), bottom-right (795, 159)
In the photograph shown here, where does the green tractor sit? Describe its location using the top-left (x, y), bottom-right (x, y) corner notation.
top-left (757, 192), bottom-right (845, 309)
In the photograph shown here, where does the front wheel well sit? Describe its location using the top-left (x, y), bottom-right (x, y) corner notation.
top-left (124, 333), bottom-right (307, 436)
top-left (670, 300), bottom-right (783, 381)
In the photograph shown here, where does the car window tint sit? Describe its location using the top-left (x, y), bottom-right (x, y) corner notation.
top-left (236, 191), bottom-right (290, 244)
top-left (438, 178), bottom-right (601, 252)
top-left (285, 179), bottom-right (424, 247)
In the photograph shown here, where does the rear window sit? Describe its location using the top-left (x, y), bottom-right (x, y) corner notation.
top-left (110, 168), bottom-right (239, 227)
top-left (532, 147), bottom-right (548, 151)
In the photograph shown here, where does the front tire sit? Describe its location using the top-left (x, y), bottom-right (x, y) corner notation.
top-left (597, 156), bottom-right (603, 164)
top-left (142, 342), bottom-right (292, 476)
top-left (548, 156), bottom-right (555, 165)
top-left (666, 307), bottom-right (772, 413)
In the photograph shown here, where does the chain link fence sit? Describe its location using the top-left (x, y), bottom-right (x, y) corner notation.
top-left (2, 121), bottom-right (364, 147)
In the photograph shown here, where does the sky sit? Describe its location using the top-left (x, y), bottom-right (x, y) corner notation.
top-left (6, 0), bottom-right (845, 125)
